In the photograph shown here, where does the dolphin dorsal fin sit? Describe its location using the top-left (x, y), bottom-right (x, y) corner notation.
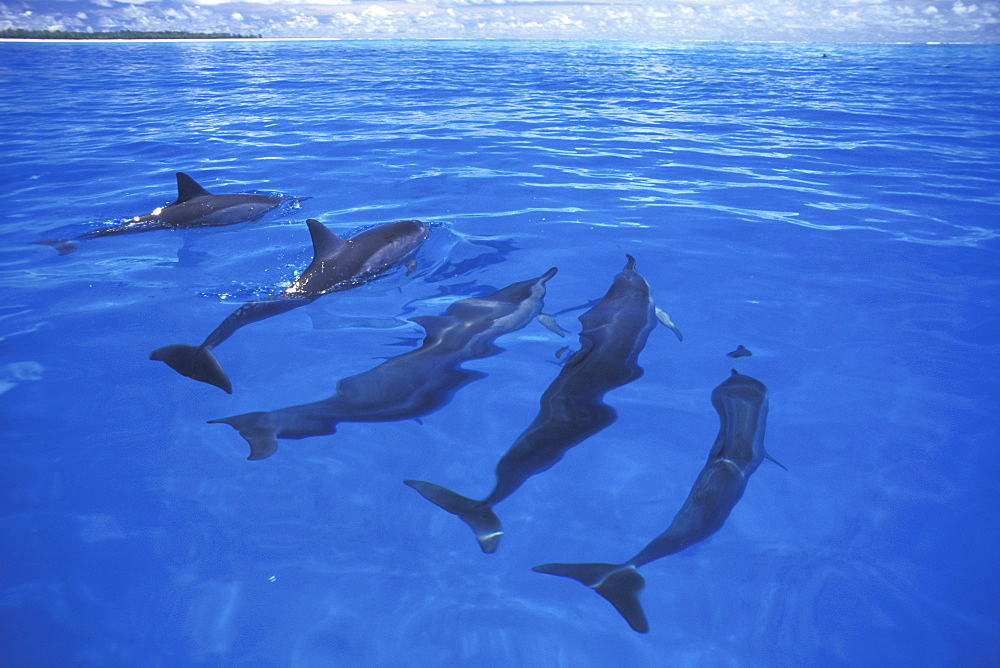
top-left (305, 219), bottom-right (348, 258)
top-left (173, 172), bottom-right (213, 204)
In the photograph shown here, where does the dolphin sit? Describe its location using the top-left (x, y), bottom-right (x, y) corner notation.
top-left (151, 218), bottom-right (430, 394)
top-left (405, 255), bottom-right (680, 554)
top-left (532, 370), bottom-right (782, 633)
top-left (207, 268), bottom-right (564, 460)
top-left (33, 172), bottom-right (309, 255)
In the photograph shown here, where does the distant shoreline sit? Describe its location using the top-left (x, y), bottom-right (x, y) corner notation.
top-left (0, 38), bottom-right (273, 43)
top-left (0, 29), bottom-right (260, 41)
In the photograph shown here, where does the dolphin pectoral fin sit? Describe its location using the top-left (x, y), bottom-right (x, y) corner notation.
top-left (404, 480), bottom-right (503, 553)
top-left (655, 306), bottom-right (683, 341)
top-left (536, 313), bottom-right (565, 337)
top-left (765, 452), bottom-right (788, 471)
top-left (207, 412), bottom-right (280, 460)
top-left (32, 239), bottom-right (78, 255)
top-left (150, 343), bottom-right (233, 394)
top-left (532, 562), bottom-right (649, 633)
top-left (404, 259), bottom-right (417, 275)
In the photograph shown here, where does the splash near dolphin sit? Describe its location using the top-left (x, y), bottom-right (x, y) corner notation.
top-left (208, 267), bottom-right (563, 460)
top-left (532, 370), bottom-right (780, 633)
top-left (33, 172), bottom-right (309, 255)
top-left (405, 255), bottom-right (681, 554)
top-left (151, 218), bottom-right (430, 393)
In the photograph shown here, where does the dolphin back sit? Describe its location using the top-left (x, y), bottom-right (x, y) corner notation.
top-left (532, 562), bottom-right (648, 633)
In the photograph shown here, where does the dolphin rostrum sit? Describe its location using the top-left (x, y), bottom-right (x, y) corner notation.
top-left (532, 370), bottom-right (782, 633)
top-left (33, 172), bottom-right (309, 255)
top-left (405, 255), bottom-right (681, 554)
top-left (151, 218), bottom-right (430, 394)
top-left (207, 268), bottom-right (564, 460)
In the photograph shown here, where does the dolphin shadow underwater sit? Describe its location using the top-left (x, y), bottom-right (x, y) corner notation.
top-left (33, 172), bottom-right (309, 255)
top-left (207, 267), bottom-right (565, 460)
top-left (151, 218), bottom-right (430, 394)
top-left (532, 369), bottom-right (783, 633)
top-left (405, 255), bottom-right (682, 554)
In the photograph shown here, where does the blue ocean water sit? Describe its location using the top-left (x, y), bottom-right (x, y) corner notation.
top-left (1, 39), bottom-right (999, 666)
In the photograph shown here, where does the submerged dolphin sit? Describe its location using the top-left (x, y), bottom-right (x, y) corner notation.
top-left (405, 255), bottom-right (681, 554)
top-left (33, 172), bottom-right (308, 255)
top-left (532, 370), bottom-right (781, 633)
top-left (207, 268), bottom-right (563, 460)
top-left (151, 218), bottom-right (430, 394)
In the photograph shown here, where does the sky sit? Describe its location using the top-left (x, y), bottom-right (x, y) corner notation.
top-left (1, 0), bottom-right (998, 41)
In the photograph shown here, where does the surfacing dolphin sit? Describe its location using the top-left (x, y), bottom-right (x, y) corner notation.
top-left (33, 172), bottom-right (309, 255)
top-left (532, 370), bottom-right (782, 633)
top-left (151, 218), bottom-right (430, 394)
top-left (405, 255), bottom-right (681, 554)
top-left (207, 268), bottom-right (563, 460)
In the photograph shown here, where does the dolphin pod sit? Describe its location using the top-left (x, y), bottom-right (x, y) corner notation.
top-left (532, 370), bottom-right (780, 633)
top-left (207, 268), bottom-right (564, 460)
top-left (36, 172), bottom-right (779, 635)
top-left (405, 255), bottom-right (682, 553)
top-left (33, 172), bottom-right (308, 255)
top-left (150, 218), bottom-right (430, 393)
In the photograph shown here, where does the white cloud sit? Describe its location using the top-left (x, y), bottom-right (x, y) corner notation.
top-left (196, 0), bottom-right (351, 5)
top-left (1, 0), bottom-right (997, 40)
top-left (362, 4), bottom-right (394, 17)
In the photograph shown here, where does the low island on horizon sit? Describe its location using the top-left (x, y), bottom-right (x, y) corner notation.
top-left (0, 28), bottom-right (262, 40)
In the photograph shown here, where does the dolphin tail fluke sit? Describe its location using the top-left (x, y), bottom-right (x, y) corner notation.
top-left (532, 562), bottom-right (649, 633)
top-left (404, 480), bottom-right (502, 553)
top-left (32, 239), bottom-right (78, 255)
top-left (206, 412), bottom-right (279, 460)
top-left (149, 343), bottom-right (233, 394)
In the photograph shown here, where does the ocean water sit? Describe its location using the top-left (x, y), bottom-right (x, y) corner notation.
top-left (1, 39), bottom-right (999, 666)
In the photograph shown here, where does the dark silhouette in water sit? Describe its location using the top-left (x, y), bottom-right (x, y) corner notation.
top-left (405, 255), bottom-right (681, 554)
top-left (727, 345), bottom-right (752, 358)
top-left (208, 267), bottom-right (564, 460)
top-left (533, 370), bottom-right (782, 633)
top-left (151, 218), bottom-right (429, 394)
top-left (33, 172), bottom-right (308, 255)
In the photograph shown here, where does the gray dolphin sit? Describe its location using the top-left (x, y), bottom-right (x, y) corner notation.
top-left (151, 218), bottom-right (430, 394)
top-left (207, 268), bottom-right (563, 460)
top-left (532, 370), bottom-right (782, 633)
top-left (33, 172), bottom-right (309, 255)
top-left (405, 255), bottom-right (680, 554)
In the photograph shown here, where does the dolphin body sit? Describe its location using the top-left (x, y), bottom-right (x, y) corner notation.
top-left (33, 172), bottom-right (308, 255)
top-left (405, 255), bottom-right (681, 554)
top-left (151, 218), bottom-right (430, 394)
top-left (207, 267), bottom-right (564, 460)
top-left (532, 370), bottom-right (780, 633)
